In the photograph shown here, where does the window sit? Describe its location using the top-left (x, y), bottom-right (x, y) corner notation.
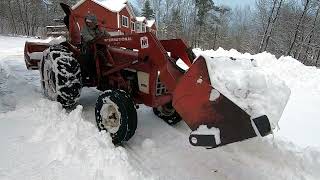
top-left (136, 22), bottom-right (141, 32)
top-left (122, 16), bottom-right (129, 27)
top-left (142, 24), bottom-right (146, 32)
top-left (131, 21), bottom-right (135, 31)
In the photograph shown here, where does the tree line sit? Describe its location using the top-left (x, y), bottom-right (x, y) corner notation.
top-left (143, 0), bottom-right (320, 66)
top-left (0, 0), bottom-right (77, 36)
top-left (1, 0), bottom-right (320, 66)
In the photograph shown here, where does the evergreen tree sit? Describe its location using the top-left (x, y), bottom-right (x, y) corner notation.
top-left (141, 0), bottom-right (155, 19)
top-left (195, 0), bottom-right (214, 27)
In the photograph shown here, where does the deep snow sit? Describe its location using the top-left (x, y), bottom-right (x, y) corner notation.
top-left (0, 36), bottom-right (320, 180)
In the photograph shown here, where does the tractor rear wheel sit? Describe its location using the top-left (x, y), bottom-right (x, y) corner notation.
top-left (95, 90), bottom-right (137, 145)
top-left (40, 44), bottom-right (82, 108)
top-left (153, 102), bottom-right (182, 125)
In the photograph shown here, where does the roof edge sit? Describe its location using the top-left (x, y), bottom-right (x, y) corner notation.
top-left (72, 0), bottom-right (127, 13)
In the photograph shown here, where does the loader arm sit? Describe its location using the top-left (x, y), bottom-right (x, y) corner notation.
top-left (100, 33), bottom-right (189, 92)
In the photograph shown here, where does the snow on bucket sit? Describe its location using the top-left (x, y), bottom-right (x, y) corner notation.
top-left (203, 55), bottom-right (291, 130)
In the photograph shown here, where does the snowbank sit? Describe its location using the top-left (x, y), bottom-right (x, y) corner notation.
top-left (27, 102), bottom-right (150, 180)
top-left (195, 48), bottom-right (320, 92)
top-left (0, 95), bottom-right (152, 180)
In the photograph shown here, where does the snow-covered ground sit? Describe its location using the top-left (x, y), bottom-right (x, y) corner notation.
top-left (0, 35), bottom-right (319, 180)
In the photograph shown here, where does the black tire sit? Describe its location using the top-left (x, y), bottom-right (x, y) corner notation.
top-left (153, 102), bottom-right (182, 125)
top-left (95, 89), bottom-right (137, 145)
top-left (40, 44), bottom-right (82, 108)
top-left (116, 90), bottom-right (138, 141)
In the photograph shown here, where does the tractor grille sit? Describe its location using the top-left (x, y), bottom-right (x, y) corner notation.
top-left (156, 76), bottom-right (168, 96)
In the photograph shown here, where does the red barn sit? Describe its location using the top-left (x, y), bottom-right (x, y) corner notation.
top-left (72, 0), bottom-right (139, 35)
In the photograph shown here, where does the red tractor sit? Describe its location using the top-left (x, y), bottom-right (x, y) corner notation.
top-left (24, 3), bottom-right (273, 148)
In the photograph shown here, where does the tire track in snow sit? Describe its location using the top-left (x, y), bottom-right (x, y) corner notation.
top-left (124, 107), bottom-right (228, 180)
top-left (123, 143), bottom-right (157, 179)
top-left (0, 56), bottom-right (41, 113)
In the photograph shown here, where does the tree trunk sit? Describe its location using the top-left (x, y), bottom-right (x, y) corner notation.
top-left (299, 5), bottom-right (320, 60)
top-left (264, 0), bottom-right (283, 52)
top-left (287, 0), bottom-right (310, 56)
top-left (7, 1), bottom-right (17, 34)
top-left (16, 0), bottom-right (28, 35)
top-left (197, 26), bottom-right (202, 48)
top-left (213, 26), bottom-right (218, 50)
top-left (23, 0), bottom-right (30, 36)
top-left (315, 49), bottom-right (320, 66)
top-left (259, 0), bottom-right (277, 53)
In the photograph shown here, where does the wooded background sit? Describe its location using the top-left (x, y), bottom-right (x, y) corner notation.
top-left (0, 0), bottom-right (319, 66)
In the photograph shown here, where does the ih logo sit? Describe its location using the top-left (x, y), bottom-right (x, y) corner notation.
top-left (140, 37), bottom-right (149, 49)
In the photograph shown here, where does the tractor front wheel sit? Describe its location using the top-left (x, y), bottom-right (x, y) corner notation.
top-left (95, 90), bottom-right (137, 145)
top-left (40, 44), bottom-right (82, 108)
top-left (153, 102), bottom-right (182, 125)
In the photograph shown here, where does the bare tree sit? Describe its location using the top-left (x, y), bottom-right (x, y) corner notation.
top-left (262, 0), bottom-right (283, 52)
top-left (296, 1), bottom-right (320, 61)
top-left (287, 0), bottom-right (311, 55)
top-left (258, 0), bottom-right (278, 52)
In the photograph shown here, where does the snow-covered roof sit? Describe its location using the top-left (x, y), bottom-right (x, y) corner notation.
top-left (146, 20), bottom-right (155, 27)
top-left (136, 17), bottom-right (146, 22)
top-left (72, 0), bottom-right (85, 9)
top-left (93, 0), bottom-right (127, 12)
top-left (72, 0), bottom-right (127, 12)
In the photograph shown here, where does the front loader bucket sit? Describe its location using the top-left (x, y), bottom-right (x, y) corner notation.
top-left (173, 56), bottom-right (273, 148)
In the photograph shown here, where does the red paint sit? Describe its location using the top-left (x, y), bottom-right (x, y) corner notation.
top-left (118, 7), bottom-right (134, 35)
top-left (73, 0), bottom-right (119, 32)
top-left (147, 23), bottom-right (157, 34)
top-left (72, 0), bottom-right (141, 35)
